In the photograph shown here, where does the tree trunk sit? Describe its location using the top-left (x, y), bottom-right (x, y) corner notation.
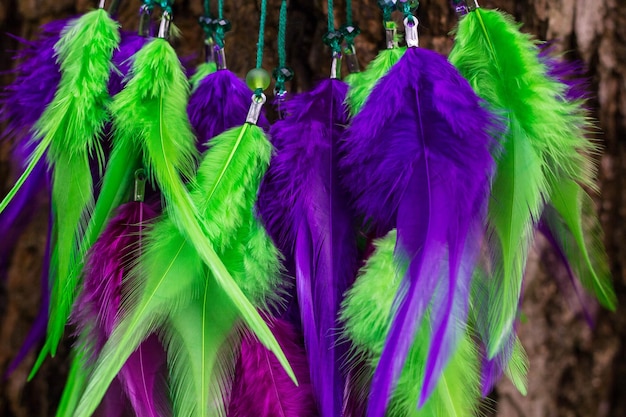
top-left (0, 0), bottom-right (624, 416)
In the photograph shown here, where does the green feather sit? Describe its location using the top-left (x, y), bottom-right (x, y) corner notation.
top-left (341, 230), bottom-right (481, 416)
top-left (75, 123), bottom-right (292, 416)
top-left (55, 350), bottom-right (90, 417)
top-left (22, 10), bottom-right (120, 366)
top-left (165, 277), bottom-right (239, 417)
top-left (545, 179), bottom-right (616, 309)
top-left (505, 336), bottom-right (529, 396)
top-left (190, 61), bottom-right (217, 92)
top-left (448, 8), bottom-right (604, 357)
top-left (344, 47), bottom-right (406, 116)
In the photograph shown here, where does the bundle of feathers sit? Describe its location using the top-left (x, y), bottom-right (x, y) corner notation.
top-left (0, 1), bottom-right (615, 416)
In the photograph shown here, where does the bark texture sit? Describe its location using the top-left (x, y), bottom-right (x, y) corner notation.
top-left (0, 0), bottom-right (624, 416)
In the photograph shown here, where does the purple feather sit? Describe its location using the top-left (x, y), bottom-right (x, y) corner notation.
top-left (187, 69), bottom-right (270, 151)
top-left (258, 79), bottom-right (358, 417)
top-left (340, 47), bottom-right (496, 414)
top-left (228, 317), bottom-right (318, 417)
top-left (94, 377), bottom-right (136, 417)
top-left (74, 199), bottom-right (168, 417)
top-left (539, 44), bottom-right (590, 102)
top-left (109, 34), bottom-right (148, 97)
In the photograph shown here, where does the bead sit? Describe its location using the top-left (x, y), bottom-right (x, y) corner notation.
top-left (340, 24), bottom-right (361, 39)
top-left (377, 0), bottom-right (397, 9)
top-left (215, 18), bottom-right (232, 32)
top-left (322, 30), bottom-right (343, 46)
top-left (272, 66), bottom-right (294, 82)
top-left (246, 68), bottom-right (271, 90)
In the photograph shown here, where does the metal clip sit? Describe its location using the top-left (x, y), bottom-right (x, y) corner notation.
top-left (213, 45), bottom-right (227, 70)
top-left (344, 44), bottom-right (360, 73)
top-left (138, 4), bottom-right (152, 37)
top-left (204, 36), bottom-right (216, 63)
top-left (404, 16), bottom-right (419, 48)
top-left (330, 50), bottom-right (342, 79)
top-left (158, 10), bottom-right (172, 40)
top-left (246, 94), bottom-right (266, 125)
top-left (99, 0), bottom-right (121, 14)
top-left (385, 21), bottom-right (398, 49)
top-left (468, 0), bottom-right (480, 10)
top-left (134, 169), bottom-right (147, 202)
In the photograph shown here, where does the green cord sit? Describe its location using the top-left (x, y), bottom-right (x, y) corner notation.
top-left (277, 0), bottom-right (287, 69)
top-left (346, 0), bottom-right (352, 27)
top-left (203, 0), bottom-right (210, 15)
top-left (218, 0), bottom-right (223, 19)
top-left (327, 0), bottom-right (334, 33)
top-left (256, 0), bottom-right (267, 68)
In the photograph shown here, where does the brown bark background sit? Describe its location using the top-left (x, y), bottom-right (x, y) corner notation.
top-left (0, 0), bottom-right (624, 416)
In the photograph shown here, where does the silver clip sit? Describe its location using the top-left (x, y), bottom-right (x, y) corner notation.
top-left (246, 94), bottom-right (266, 125)
top-left (384, 21), bottom-right (398, 49)
top-left (158, 10), bottom-right (172, 40)
top-left (214, 45), bottom-right (227, 70)
top-left (330, 51), bottom-right (342, 79)
top-left (204, 37), bottom-right (216, 63)
top-left (404, 17), bottom-right (419, 48)
top-left (138, 4), bottom-right (152, 37)
top-left (344, 44), bottom-right (360, 73)
top-left (468, 0), bottom-right (480, 10)
top-left (134, 169), bottom-right (147, 202)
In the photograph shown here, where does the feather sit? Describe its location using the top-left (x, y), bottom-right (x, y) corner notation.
top-left (75, 124), bottom-right (293, 417)
top-left (5, 10), bottom-right (121, 365)
top-left (228, 317), bottom-right (318, 417)
top-left (340, 46), bottom-right (495, 413)
top-left (344, 47), bottom-right (406, 116)
top-left (340, 230), bottom-right (482, 417)
top-left (188, 69), bottom-right (270, 149)
top-left (448, 8), bottom-right (615, 357)
top-left (72, 199), bottom-right (168, 417)
top-left (257, 79), bottom-right (357, 417)
top-left (189, 62), bottom-right (217, 92)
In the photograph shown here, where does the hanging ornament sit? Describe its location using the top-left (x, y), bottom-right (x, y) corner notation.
top-left (258, 1), bottom-right (359, 415)
top-left (448, 0), bottom-right (616, 362)
top-left (340, 7), bottom-right (497, 414)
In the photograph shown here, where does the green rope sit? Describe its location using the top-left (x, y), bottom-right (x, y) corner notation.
top-left (203, 0), bottom-right (210, 16)
top-left (256, 0), bottom-right (267, 68)
top-left (218, 0), bottom-right (223, 19)
top-left (277, 0), bottom-right (287, 69)
top-left (346, 0), bottom-right (352, 27)
top-left (327, 0), bottom-right (334, 33)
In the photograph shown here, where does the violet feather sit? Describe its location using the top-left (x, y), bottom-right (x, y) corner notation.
top-left (228, 317), bottom-right (318, 417)
top-left (340, 47), bottom-right (496, 415)
top-left (74, 199), bottom-right (169, 417)
top-left (187, 69), bottom-right (270, 150)
top-left (258, 79), bottom-right (358, 417)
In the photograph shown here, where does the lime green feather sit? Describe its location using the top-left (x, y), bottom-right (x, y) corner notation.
top-left (448, 8), bottom-right (605, 357)
top-left (505, 336), bottom-right (529, 396)
top-left (165, 277), bottom-right (239, 417)
top-left (75, 123), bottom-right (292, 416)
top-left (546, 179), bottom-right (616, 309)
top-left (108, 37), bottom-right (293, 381)
top-left (341, 230), bottom-right (481, 416)
top-left (344, 47), bottom-right (406, 116)
top-left (23, 10), bottom-right (120, 363)
top-left (55, 350), bottom-right (90, 417)
top-left (190, 61), bottom-right (217, 92)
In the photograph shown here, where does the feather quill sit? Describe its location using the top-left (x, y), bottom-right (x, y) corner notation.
top-left (340, 230), bottom-right (482, 417)
top-left (448, 8), bottom-right (616, 358)
top-left (340, 45), bottom-right (495, 413)
top-left (228, 317), bottom-right (318, 417)
top-left (258, 78), bottom-right (357, 417)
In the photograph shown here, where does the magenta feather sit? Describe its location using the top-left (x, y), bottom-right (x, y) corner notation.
top-left (340, 47), bottom-right (497, 414)
top-left (258, 79), bottom-right (358, 417)
top-left (187, 69), bottom-right (270, 150)
top-left (74, 199), bottom-right (168, 417)
top-left (228, 317), bottom-right (318, 417)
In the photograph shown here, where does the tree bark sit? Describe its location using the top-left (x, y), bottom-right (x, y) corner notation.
top-left (0, 0), bottom-right (624, 416)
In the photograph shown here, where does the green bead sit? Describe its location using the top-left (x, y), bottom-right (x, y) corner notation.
top-left (246, 68), bottom-right (271, 91)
